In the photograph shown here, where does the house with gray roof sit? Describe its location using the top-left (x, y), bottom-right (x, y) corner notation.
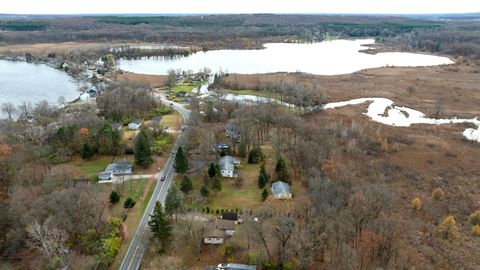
top-left (271, 181), bottom-right (292, 199)
top-left (225, 123), bottom-right (240, 141)
top-left (128, 119), bottom-right (143, 130)
top-left (218, 155), bottom-right (240, 178)
top-left (104, 161), bottom-right (133, 176)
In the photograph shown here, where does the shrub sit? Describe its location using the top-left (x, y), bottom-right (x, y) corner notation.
top-left (201, 185), bottom-right (209, 197)
top-left (468, 210), bottom-right (480, 225)
top-left (411, 197), bottom-right (422, 211)
top-left (124, 197), bottom-right (136, 209)
top-left (262, 188), bottom-right (269, 201)
top-left (110, 191), bottom-right (120, 204)
top-left (472, 225), bottom-right (480, 236)
top-left (432, 188), bottom-right (445, 201)
top-left (437, 215), bottom-right (458, 240)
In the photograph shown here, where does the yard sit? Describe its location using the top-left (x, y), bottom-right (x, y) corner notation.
top-left (109, 178), bottom-right (157, 269)
top-left (170, 82), bottom-right (203, 94)
top-left (219, 89), bottom-right (281, 99)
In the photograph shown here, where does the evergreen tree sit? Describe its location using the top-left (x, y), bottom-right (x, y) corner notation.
top-left (134, 129), bottom-right (153, 168)
top-left (200, 185), bottom-right (209, 197)
top-left (211, 175), bottom-right (222, 192)
top-left (275, 156), bottom-right (289, 183)
top-left (248, 146), bottom-right (263, 164)
top-left (165, 183), bottom-right (184, 222)
top-left (81, 143), bottom-right (95, 160)
top-left (123, 197), bottom-right (136, 209)
top-left (262, 188), bottom-right (269, 201)
top-left (208, 163), bottom-right (216, 178)
top-left (180, 175), bottom-right (193, 194)
top-left (215, 164), bottom-right (221, 177)
top-left (109, 191), bottom-right (120, 204)
top-left (260, 163), bottom-right (269, 181)
top-left (258, 173), bottom-right (266, 189)
top-left (148, 202), bottom-right (172, 253)
top-left (174, 146), bottom-right (188, 173)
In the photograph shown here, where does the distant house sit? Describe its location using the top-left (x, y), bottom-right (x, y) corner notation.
top-left (98, 171), bottom-right (113, 181)
top-left (204, 219), bottom-right (235, 244)
top-left (150, 116), bottom-right (163, 126)
top-left (221, 212), bottom-right (242, 224)
top-left (128, 119), bottom-right (143, 130)
top-left (104, 161), bottom-right (133, 176)
top-left (225, 124), bottom-right (240, 141)
top-left (111, 122), bottom-right (122, 131)
top-left (218, 155), bottom-right (241, 178)
top-left (203, 227), bottom-right (226, 245)
top-left (271, 181), bottom-right (292, 199)
top-left (79, 92), bottom-right (91, 101)
top-left (216, 263), bottom-right (257, 270)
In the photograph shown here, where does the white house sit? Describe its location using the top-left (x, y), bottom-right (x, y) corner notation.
top-left (128, 119), bottom-right (143, 130)
top-left (271, 181), bottom-right (292, 199)
top-left (218, 156), bottom-right (238, 178)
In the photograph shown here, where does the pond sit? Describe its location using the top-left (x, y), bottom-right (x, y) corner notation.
top-left (118, 39), bottom-right (453, 75)
top-left (0, 60), bottom-right (79, 109)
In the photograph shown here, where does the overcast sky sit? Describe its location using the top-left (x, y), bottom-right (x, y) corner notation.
top-left (1, 0), bottom-right (479, 15)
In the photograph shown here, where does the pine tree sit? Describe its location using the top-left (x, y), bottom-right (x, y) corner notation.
top-left (134, 129), bottom-right (153, 168)
top-left (208, 163), bottom-right (216, 178)
top-left (109, 191), bottom-right (120, 204)
top-left (180, 175), bottom-right (193, 194)
top-left (248, 146), bottom-right (263, 164)
top-left (258, 173), bottom-right (266, 189)
top-left (200, 185), bottom-right (209, 197)
top-left (165, 183), bottom-right (184, 222)
top-left (123, 197), bottom-right (136, 209)
top-left (262, 188), bottom-right (269, 201)
top-left (174, 146), bottom-right (188, 173)
top-left (211, 175), bottom-right (222, 192)
top-left (148, 202), bottom-right (172, 253)
top-left (275, 156), bottom-right (289, 183)
top-left (81, 143), bottom-right (95, 160)
top-left (260, 163), bottom-right (269, 181)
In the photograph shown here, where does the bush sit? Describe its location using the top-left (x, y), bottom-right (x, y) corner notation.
top-left (248, 146), bottom-right (263, 164)
top-left (468, 210), bottom-right (480, 225)
top-left (411, 197), bottom-right (422, 211)
top-left (124, 197), bottom-right (136, 209)
top-left (110, 191), bottom-right (120, 204)
top-left (432, 188), bottom-right (445, 201)
top-left (437, 215), bottom-right (458, 240)
top-left (200, 185), bottom-right (209, 197)
top-left (472, 225), bottom-right (480, 236)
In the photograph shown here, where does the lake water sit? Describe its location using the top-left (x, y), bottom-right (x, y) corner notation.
top-left (0, 60), bottom-right (79, 108)
top-left (118, 39), bottom-right (454, 75)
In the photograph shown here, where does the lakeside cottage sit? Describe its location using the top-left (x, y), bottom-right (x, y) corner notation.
top-left (271, 181), bottom-right (292, 199)
top-left (128, 119), bottom-right (143, 130)
top-left (218, 155), bottom-right (240, 178)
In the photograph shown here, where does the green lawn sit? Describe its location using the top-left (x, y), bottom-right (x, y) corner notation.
top-left (70, 156), bottom-right (112, 177)
top-left (188, 162), bottom-right (264, 212)
top-left (169, 83), bottom-right (201, 93)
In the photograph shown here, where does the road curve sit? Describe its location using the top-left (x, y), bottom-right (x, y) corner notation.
top-left (119, 97), bottom-right (190, 270)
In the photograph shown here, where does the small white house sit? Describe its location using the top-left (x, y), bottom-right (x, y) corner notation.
top-left (271, 181), bottom-right (292, 199)
top-left (218, 156), bottom-right (240, 178)
top-left (128, 119), bottom-right (143, 130)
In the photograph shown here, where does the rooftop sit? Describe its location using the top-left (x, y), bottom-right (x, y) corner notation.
top-left (271, 181), bottom-right (292, 196)
top-left (219, 155), bottom-right (235, 172)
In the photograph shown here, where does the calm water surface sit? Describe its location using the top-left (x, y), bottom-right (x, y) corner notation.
top-left (118, 39), bottom-right (454, 75)
top-left (0, 60), bottom-right (78, 108)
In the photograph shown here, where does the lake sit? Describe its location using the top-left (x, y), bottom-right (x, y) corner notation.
top-left (118, 39), bottom-right (454, 75)
top-left (0, 60), bottom-right (79, 108)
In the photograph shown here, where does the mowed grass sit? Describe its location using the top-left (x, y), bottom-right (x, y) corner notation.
top-left (170, 83), bottom-right (200, 93)
top-left (69, 155), bottom-right (112, 177)
top-left (110, 178), bottom-right (156, 269)
top-left (162, 111), bottom-right (183, 131)
top-left (189, 161), bottom-right (264, 211)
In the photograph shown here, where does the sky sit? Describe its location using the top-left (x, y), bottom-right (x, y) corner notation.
top-left (1, 0), bottom-right (479, 15)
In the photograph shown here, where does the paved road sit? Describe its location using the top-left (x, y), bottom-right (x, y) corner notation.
top-left (119, 98), bottom-right (190, 270)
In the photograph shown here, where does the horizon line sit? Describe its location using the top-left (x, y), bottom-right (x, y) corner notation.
top-left (1, 12), bottom-right (479, 16)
